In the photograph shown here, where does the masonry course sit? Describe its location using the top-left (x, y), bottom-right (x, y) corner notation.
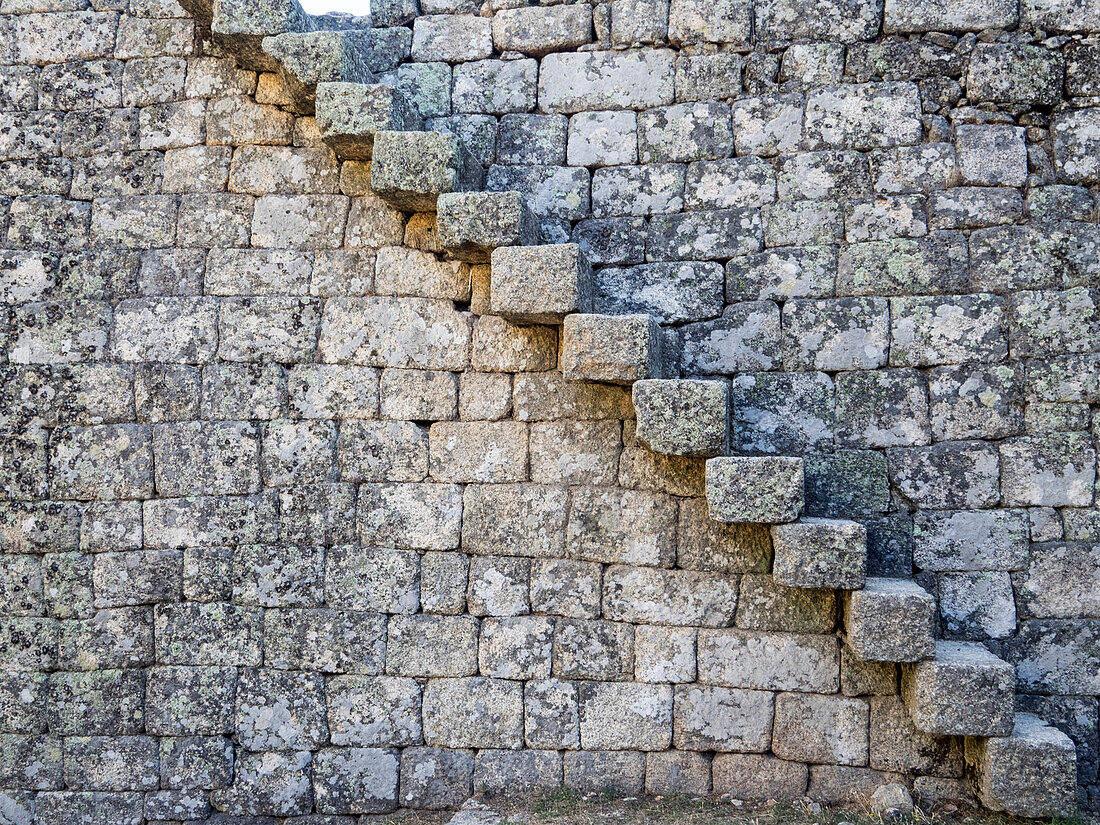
top-left (0, 0), bottom-right (1096, 819)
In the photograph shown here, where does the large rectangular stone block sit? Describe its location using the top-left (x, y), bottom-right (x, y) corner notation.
top-left (490, 244), bottom-right (593, 324)
top-left (567, 487), bottom-right (677, 567)
top-left (578, 682), bottom-right (673, 750)
top-left (697, 629), bottom-right (840, 692)
top-left (844, 578), bottom-right (935, 662)
top-left (705, 456), bottom-right (804, 524)
top-left (538, 50), bottom-right (675, 114)
top-left (603, 565), bottom-right (737, 626)
top-left (773, 693), bottom-right (869, 766)
top-left (804, 82), bottom-right (922, 151)
top-left (901, 641), bottom-right (1015, 737)
top-left (672, 684), bottom-right (773, 752)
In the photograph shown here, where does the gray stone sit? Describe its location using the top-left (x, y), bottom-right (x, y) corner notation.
top-left (1053, 108), bottom-right (1100, 184)
top-left (648, 207), bottom-right (763, 261)
top-left (490, 244), bottom-right (592, 324)
top-left (673, 684), bottom-right (773, 751)
top-left (668, 0), bottom-right (750, 44)
top-left (869, 694), bottom-right (963, 776)
top-left (538, 49), bottom-right (675, 114)
top-left (913, 509), bottom-right (1029, 572)
top-left (562, 313), bottom-right (663, 385)
top-left (781, 298), bottom-right (888, 371)
top-left (804, 83), bottom-right (922, 151)
top-left (698, 629), bottom-right (840, 692)
top-left (595, 261), bottom-right (723, 323)
top-left (773, 693), bottom-right (869, 766)
top-left (730, 371), bottom-right (834, 455)
top-left (756, 0), bottom-right (882, 42)
top-left (210, 750), bottom-right (312, 817)
top-left (681, 301), bottom-right (781, 374)
top-left (938, 571), bottom-right (1017, 640)
top-left (966, 713), bottom-right (1077, 818)
top-left (845, 578), bottom-right (935, 662)
top-left (1000, 433), bottom-right (1096, 507)
top-left (371, 130), bottom-right (479, 212)
top-left (399, 747), bottom-right (474, 809)
top-left (706, 456), bottom-right (803, 524)
top-left (491, 5), bottom-right (592, 57)
top-left (423, 677), bottom-right (523, 749)
top-left (524, 679), bottom-right (580, 749)
top-left (888, 441), bottom-right (1001, 510)
top-left (901, 641), bottom-right (1015, 737)
top-left (632, 379), bottom-right (728, 457)
top-left (884, 0), bottom-right (1018, 31)
top-left (578, 682), bottom-right (672, 750)
top-left (327, 675), bottom-right (421, 747)
top-left (387, 615), bottom-right (478, 678)
top-left (1016, 542), bottom-right (1100, 619)
top-left (835, 368), bottom-right (930, 449)
top-left (772, 518), bottom-right (867, 590)
top-left (592, 163), bottom-right (685, 217)
top-left (712, 754), bottom-right (808, 801)
top-left (436, 191), bottom-right (539, 263)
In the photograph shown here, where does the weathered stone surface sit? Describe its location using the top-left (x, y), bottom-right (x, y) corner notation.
top-left (561, 313), bottom-right (663, 385)
top-left (578, 682), bottom-right (672, 750)
top-left (491, 244), bottom-right (592, 324)
top-left (1053, 107), bottom-right (1100, 184)
top-left (913, 509), bottom-right (1029, 572)
top-left (773, 693), bottom-right (869, 766)
top-left (538, 50), bottom-right (675, 114)
top-left (1000, 433), bottom-right (1096, 507)
top-left (966, 713), bottom-right (1077, 818)
top-left (772, 518), bottom-right (867, 590)
top-left (673, 684), bottom-right (773, 751)
top-left (705, 456), bottom-right (804, 524)
top-left (845, 578), bottom-right (935, 662)
top-left (887, 441), bottom-right (1001, 510)
top-left (698, 629), bottom-right (840, 692)
top-left (633, 379), bottom-right (728, 457)
top-left (781, 298), bottom-right (888, 371)
top-left (901, 642), bottom-right (1015, 737)
top-left (885, 0), bottom-right (1017, 30)
top-left (804, 83), bottom-right (922, 151)
top-left (712, 754), bottom-right (808, 801)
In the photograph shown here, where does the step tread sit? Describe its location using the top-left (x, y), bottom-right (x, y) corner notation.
top-left (633, 378), bottom-right (729, 458)
top-left (844, 577), bottom-right (935, 663)
top-left (705, 456), bottom-right (804, 524)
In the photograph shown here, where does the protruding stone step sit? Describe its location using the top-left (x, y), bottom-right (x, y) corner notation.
top-left (633, 379), bottom-right (729, 458)
top-left (965, 713), bottom-right (1078, 818)
top-left (436, 191), bottom-right (541, 263)
top-left (263, 30), bottom-right (374, 112)
top-left (211, 0), bottom-right (313, 70)
top-left (315, 84), bottom-right (421, 160)
top-left (844, 578), bottom-right (935, 662)
top-left (561, 314), bottom-right (663, 385)
top-left (901, 641), bottom-right (1015, 738)
top-left (705, 457), bottom-right (803, 524)
top-left (771, 517), bottom-right (867, 589)
top-left (370, 131), bottom-right (484, 212)
top-left (490, 244), bottom-right (593, 324)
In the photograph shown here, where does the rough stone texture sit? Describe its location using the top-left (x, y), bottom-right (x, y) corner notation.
top-left (901, 642), bottom-right (1016, 737)
top-left (632, 379), bottom-right (728, 457)
top-left (705, 456), bottom-right (804, 523)
top-left (844, 578), bottom-right (935, 662)
top-left (0, 0), bottom-right (1091, 816)
top-left (771, 519), bottom-right (867, 590)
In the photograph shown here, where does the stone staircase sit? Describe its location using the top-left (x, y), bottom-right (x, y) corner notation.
top-left (195, 0), bottom-right (1079, 815)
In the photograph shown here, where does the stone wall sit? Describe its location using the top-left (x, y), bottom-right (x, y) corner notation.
top-left (0, 0), bottom-right (1098, 820)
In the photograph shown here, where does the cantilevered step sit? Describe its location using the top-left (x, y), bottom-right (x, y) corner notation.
top-left (437, 191), bottom-right (542, 263)
top-left (211, 0), bottom-right (313, 70)
top-left (966, 713), bottom-right (1078, 818)
top-left (315, 84), bottom-right (421, 160)
top-left (490, 244), bottom-right (592, 324)
top-left (263, 30), bottom-right (374, 112)
top-left (771, 517), bottom-right (866, 589)
top-left (901, 641), bottom-right (1015, 738)
top-left (561, 314), bottom-right (664, 385)
top-left (705, 456), bottom-right (803, 524)
top-left (844, 578), bottom-right (935, 662)
top-left (370, 130), bottom-right (484, 211)
top-left (633, 379), bottom-right (729, 458)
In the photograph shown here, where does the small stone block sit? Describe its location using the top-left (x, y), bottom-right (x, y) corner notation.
top-left (844, 578), bottom-right (935, 662)
top-left (490, 244), bottom-right (594, 324)
top-left (633, 379), bottom-right (729, 457)
top-left (901, 641), bottom-right (1015, 737)
top-left (705, 456), bottom-right (804, 524)
top-left (771, 518), bottom-right (867, 589)
top-left (965, 712), bottom-right (1078, 819)
top-left (561, 314), bottom-right (664, 385)
top-left (371, 130), bottom-right (482, 211)
top-left (316, 83), bottom-right (421, 160)
top-left (437, 191), bottom-right (541, 263)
